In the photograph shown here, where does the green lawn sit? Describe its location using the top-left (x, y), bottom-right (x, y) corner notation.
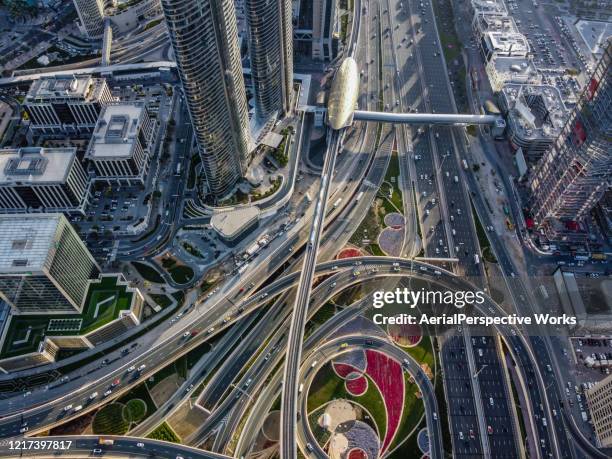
top-left (168, 265), bottom-right (194, 284)
top-left (471, 202), bottom-right (497, 263)
top-left (147, 422), bottom-right (181, 443)
top-left (388, 372), bottom-right (425, 451)
top-left (118, 382), bottom-right (157, 419)
top-left (307, 362), bottom-right (387, 441)
top-left (132, 261), bottom-right (165, 283)
top-left (92, 403), bottom-right (129, 435)
top-left (123, 399), bottom-right (147, 424)
top-left (0, 276), bottom-right (134, 358)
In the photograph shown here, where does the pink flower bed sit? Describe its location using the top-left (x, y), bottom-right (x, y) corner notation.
top-left (333, 362), bottom-right (358, 378)
top-left (345, 374), bottom-right (368, 396)
top-left (365, 350), bottom-right (405, 453)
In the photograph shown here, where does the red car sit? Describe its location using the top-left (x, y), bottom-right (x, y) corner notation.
top-left (111, 378), bottom-right (120, 387)
top-left (487, 426), bottom-right (493, 435)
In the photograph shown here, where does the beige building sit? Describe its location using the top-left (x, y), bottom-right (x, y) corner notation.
top-left (586, 373), bottom-right (612, 447)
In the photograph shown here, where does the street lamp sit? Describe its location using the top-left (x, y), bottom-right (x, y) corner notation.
top-left (472, 364), bottom-right (488, 379)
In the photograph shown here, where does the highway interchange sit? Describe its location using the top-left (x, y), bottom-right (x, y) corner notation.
top-left (0, 0), bottom-right (607, 457)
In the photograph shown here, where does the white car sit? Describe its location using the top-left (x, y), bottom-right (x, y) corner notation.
top-left (19, 427), bottom-right (28, 433)
top-left (127, 366), bottom-right (135, 372)
top-left (63, 405), bottom-right (73, 411)
top-left (104, 390), bottom-right (113, 397)
top-left (138, 364), bottom-right (146, 371)
top-left (137, 443), bottom-right (144, 448)
top-left (90, 392), bottom-right (98, 400)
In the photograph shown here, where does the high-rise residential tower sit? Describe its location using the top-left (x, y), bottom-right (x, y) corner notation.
top-left (529, 40), bottom-right (611, 240)
top-left (72, 0), bottom-right (106, 37)
top-left (161, 0), bottom-right (252, 197)
top-left (245, 0), bottom-right (293, 119)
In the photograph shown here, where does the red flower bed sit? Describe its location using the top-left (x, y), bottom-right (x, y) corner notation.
top-left (333, 362), bottom-right (358, 378)
top-left (337, 247), bottom-right (364, 259)
top-left (388, 322), bottom-right (423, 348)
top-left (345, 374), bottom-right (368, 396)
top-left (348, 448), bottom-right (368, 459)
top-left (365, 350), bottom-right (405, 453)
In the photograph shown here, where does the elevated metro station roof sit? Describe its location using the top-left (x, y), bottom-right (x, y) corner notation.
top-left (327, 57), bottom-right (360, 130)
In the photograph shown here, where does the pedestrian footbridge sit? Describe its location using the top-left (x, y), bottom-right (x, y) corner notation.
top-left (326, 57), bottom-right (502, 130)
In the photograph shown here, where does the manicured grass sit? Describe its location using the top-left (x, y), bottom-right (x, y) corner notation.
top-left (132, 261), bottom-right (164, 283)
top-left (0, 276), bottom-right (134, 357)
top-left (383, 151), bottom-right (403, 212)
top-left (307, 362), bottom-right (387, 441)
top-left (118, 382), bottom-right (157, 419)
top-left (92, 403), bottom-right (129, 435)
top-left (149, 293), bottom-right (173, 309)
top-left (123, 399), bottom-right (147, 424)
top-left (471, 202), bottom-right (497, 263)
top-left (168, 265), bottom-right (194, 284)
top-left (187, 155), bottom-right (201, 189)
top-left (147, 422), bottom-right (181, 443)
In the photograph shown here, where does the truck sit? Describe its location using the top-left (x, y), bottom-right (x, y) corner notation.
top-left (462, 159), bottom-right (469, 170)
top-left (244, 242), bottom-right (260, 258)
top-left (332, 198), bottom-right (342, 208)
top-left (238, 263), bottom-right (248, 275)
top-left (257, 235), bottom-right (270, 246)
top-left (355, 191), bottom-right (364, 202)
top-left (99, 438), bottom-right (114, 446)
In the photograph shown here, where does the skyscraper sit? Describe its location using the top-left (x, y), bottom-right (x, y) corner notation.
top-left (245, 0), bottom-right (293, 119)
top-left (0, 214), bottom-right (100, 314)
top-left (529, 40), bottom-right (611, 240)
top-left (72, 0), bottom-right (106, 38)
top-left (161, 0), bottom-right (252, 197)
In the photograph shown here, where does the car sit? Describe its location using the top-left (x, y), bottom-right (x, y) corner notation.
top-left (104, 390), bottom-right (113, 397)
top-left (459, 431), bottom-right (464, 440)
top-left (63, 404), bottom-right (73, 411)
top-left (469, 429), bottom-right (475, 439)
top-left (111, 378), bottom-right (121, 387)
top-left (93, 449), bottom-right (103, 455)
top-left (182, 331), bottom-right (191, 338)
top-left (137, 443), bottom-right (144, 448)
top-left (127, 366), bottom-right (135, 372)
top-left (489, 397), bottom-right (494, 406)
top-left (306, 443), bottom-right (314, 452)
top-left (19, 427), bottom-right (28, 433)
top-left (90, 392), bottom-right (98, 400)
top-left (487, 425), bottom-right (493, 435)
top-left (138, 364), bottom-right (146, 371)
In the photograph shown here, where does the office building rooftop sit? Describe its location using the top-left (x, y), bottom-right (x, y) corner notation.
top-left (474, 13), bottom-right (519, 35)
top-left (0, 214), bottom-right (64, 274)
top-left (87, 103), bottom-right (147, 160)
top-left (483, 31), bottom-right (530, 57)
top-left (26, 75), bottom-right (107, 103)
top-left (470, 0), bottom-right (507, 15)
top-left (0, 147), bottom-right (77, 186)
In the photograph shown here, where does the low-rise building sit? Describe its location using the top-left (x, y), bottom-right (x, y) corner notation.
top-left (499, 84), bottom-right (568, 162)
top-left (211, 206), bottom-right (260, 245)
top-left (24, 75), bottom-right (114, 135)
top-left (469, 0), bottom-right (507, 17)
top-left (86, 102), bottom-right (156, 185)
top-left (473, 13), bottom-right (518, 39)
top-left (480, 31), bottom-right (530, 62)
top-left (0, 147), bottom-right (90, 215)
top-left (486, 56), bottom-right (540, 92)
top-left (0, 213), bottom-right (100, 315)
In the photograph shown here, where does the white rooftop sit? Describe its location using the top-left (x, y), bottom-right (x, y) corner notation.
top-left (0, 214), bottom-right (64, 273)
top-left (87, 103), bottom-right (145, 159)
top-left (470, 0), bottom-right (507, 15)
top-left (474, 13), bottom-right (518, 35)
top-left (211, 207), bottom-right (260, 239)
top-left (0, 147), bottom-right (77, 185)
top-left (26, 75), bottom-right (103, 102)
top-left (484, 32), bottom-right (530, 56)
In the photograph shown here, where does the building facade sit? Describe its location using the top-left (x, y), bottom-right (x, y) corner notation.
top-left (160, 0), bottom-right (252, 197)
top-left (529, 41), bottom-right (611, 238)
top-left (24, 75), bottom-right (114, 135)
top-left (244, 0), bottom-right (293, 119)
top-left (0, 147), bottom-right (90, 215)
top-left (85, 103), bottom-right (156, 184)
top-left (312, 0), bottom-right (336, 61)
top-left (500, 84), bottom-right (567, 162)
top-left (72, 0), bottom-right (106, 37)
top-left (0, 214), bottom-right (100, 314)
top-left (586, 372), bottom-right (612, 447)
